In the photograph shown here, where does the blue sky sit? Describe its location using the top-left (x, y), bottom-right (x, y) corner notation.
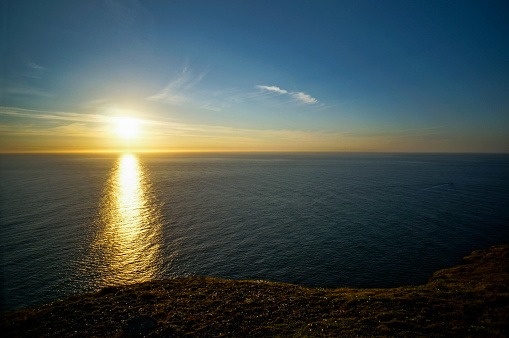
top-left (1, 0), bottom-right (508, 152)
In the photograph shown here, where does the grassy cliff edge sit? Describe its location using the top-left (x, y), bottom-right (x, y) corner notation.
top-left (2, 245), bottom-right (508, 337)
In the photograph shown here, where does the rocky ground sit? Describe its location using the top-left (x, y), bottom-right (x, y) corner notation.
top-left (2, 245), bottom-right (508, 337)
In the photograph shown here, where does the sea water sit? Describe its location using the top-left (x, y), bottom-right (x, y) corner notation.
top-left (1, 152), bottom-right (509, 311)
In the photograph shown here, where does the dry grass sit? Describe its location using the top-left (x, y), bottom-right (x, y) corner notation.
top-left (2, 245), bottom-right (508, 337)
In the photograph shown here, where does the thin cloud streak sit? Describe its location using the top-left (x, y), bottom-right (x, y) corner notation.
top-left (23, 62), bottom-right (45, 79)
top-left (0, 123), bottom-right (103, 137)
top-left (0, 107), bottom-right (111, 124)
top-left (257, 85), bottom-right (319, 105)
top-left (255, 85), bottom-right (288, 95)
top-left (0, 106), bottom-right (154, 138)
top-left (147, 64), bottom-right (322, 111)
top-left (1, 106), bottom-right (443, 140)
top-left (0, 106), bottom-right (452, 152)
top-left (291, 91), bottom-right (317, 104)
top-left (4, 77), bottom-right (53, 98)
top-left (147, 62), bottom-right (206, 105)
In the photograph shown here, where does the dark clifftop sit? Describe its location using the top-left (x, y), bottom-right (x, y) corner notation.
top-left (2, 245), bottom-right (508, 337)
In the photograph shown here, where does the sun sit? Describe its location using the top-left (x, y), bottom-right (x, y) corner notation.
top-left (113, 117), bottom-right (140, 139)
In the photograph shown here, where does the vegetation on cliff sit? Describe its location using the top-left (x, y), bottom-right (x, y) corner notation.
top-left (2, 245), bottom-right (508, 337)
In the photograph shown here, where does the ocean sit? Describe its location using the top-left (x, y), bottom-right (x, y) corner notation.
top-left (1, 152), bottom-right (508, 311)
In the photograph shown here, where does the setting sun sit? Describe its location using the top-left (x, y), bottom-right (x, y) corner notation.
top-left (113, 117), bottom-right (140, 139)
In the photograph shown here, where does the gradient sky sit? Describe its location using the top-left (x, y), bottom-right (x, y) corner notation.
top-left (1, 0), bottom-right (508, 152)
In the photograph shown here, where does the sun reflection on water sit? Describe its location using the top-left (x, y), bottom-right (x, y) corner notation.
top-left (93, 153), bottom-right (163, 285)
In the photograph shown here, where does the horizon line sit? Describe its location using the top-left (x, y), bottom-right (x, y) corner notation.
top-left (1, 150), bottom-right (508, 155)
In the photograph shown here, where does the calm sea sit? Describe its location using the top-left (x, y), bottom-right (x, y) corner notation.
top-left (1, 152), bottom-right (509, 311)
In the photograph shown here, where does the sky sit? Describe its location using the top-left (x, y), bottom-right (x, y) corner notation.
top-left (1, 0), bottom-right (508, 153)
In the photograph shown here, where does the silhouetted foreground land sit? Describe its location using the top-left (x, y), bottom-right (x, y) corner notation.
top-left (2, 245), bottom-right (508, 337)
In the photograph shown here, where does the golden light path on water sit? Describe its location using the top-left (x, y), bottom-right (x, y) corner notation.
top-left (93, 153), bottom-right (163, 286)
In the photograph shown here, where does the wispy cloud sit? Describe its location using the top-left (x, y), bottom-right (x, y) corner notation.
top-left (0, 107), bottom-right (109, 139)
top-left (291, 91), bottom-right (318, 104)
top-left (24, 62), bottom-right (45, 79)
top-left (255, 85), bottom-right (288, 95)
top-left (6, 85), bottom-right (54, 98)
top-left (256, 85), bottom-right (319, 105)
top-left (0, 107), bottom-right (109, 124)
top-left (200, 104), bottom-right (223, 112)
top-left (0, 122), bottom-right (101, 138)
top-left (147, 62), bottom-right (206, 105)
top-left (0, 106), bottom-right (154, 138)
top-left (4, 60), bottom-right (52, 98)
top-left (0, 106), bottom-right (449, 152)
top-left (148, 64), bottom-right (321, 111)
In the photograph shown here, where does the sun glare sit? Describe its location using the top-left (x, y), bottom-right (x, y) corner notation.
top-left (113, 117), bottom-right (140, 139)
